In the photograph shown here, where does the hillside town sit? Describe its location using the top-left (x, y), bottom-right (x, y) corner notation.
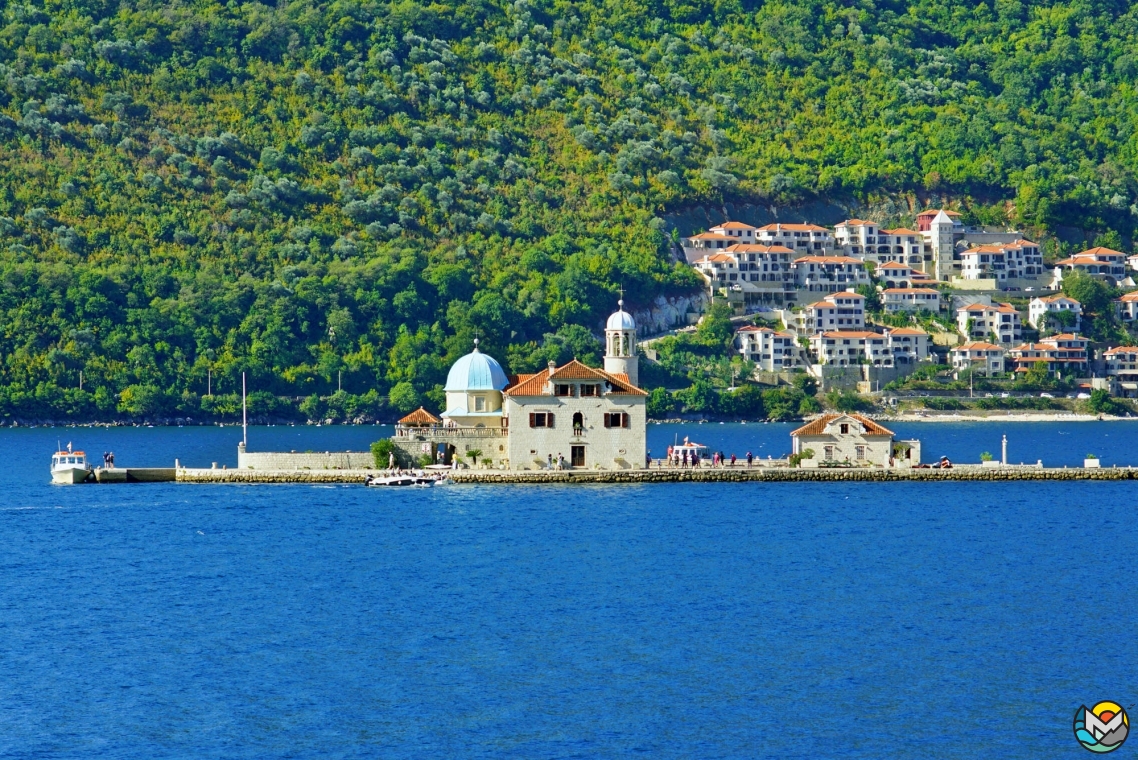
top-left (679, 211), bottom-right (1138, 401)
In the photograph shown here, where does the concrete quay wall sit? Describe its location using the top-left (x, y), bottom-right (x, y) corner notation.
top-left (175, 466), bottom-right (1138, 485)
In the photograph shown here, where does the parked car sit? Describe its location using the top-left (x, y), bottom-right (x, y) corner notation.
top-left (1024, 287), bottom-right (1035, 292)
top-left (1077, 392), bottom-right (1091, 399)
top-left (1040, 392), bottom-right (1054, 398)
top-left (1000, 392), bottom-right (1010, 398)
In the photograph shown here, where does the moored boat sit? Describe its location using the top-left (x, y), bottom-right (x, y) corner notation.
top-left (51, 446), bottom-right (92, 484)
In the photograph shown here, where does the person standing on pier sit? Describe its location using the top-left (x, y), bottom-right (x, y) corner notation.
top-left (730, 454), bottom-right (737, 467)
top-left (746, 451), bottom-right (753, 467)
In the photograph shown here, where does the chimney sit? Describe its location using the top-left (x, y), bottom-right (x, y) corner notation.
top-left (548, 360), bottom-right (557, 373)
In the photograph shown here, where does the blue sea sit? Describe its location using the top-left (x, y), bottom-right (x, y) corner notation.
top-left (1, 421), bottom-right (1136, 758)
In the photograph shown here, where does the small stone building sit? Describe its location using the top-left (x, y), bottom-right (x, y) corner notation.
top-left (790, 413), bottom-right (920, 468)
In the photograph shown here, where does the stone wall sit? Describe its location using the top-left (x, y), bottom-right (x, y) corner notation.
top-left (238, 449), bottom-right (376, 470)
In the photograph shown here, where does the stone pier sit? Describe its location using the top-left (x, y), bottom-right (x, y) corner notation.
top-left (174, 466), bottom-right (1138, 485)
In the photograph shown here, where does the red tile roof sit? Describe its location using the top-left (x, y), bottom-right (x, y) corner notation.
top-left (723, 244), bottom-right (795, 254)
top-left (398, 407), bottom-right (440, 426)
top-left (758, 223), bottom-right (831, 232)
top-left (713, 221), bottom-right (757, 230)
top-left (794, 256), bottom-right (864, 265)
top-left (887, 327), bottom-right (930, 335)
top-left (504, 360), bottom-right (648, 397)
top-left (953, 341), bottom-right (1003, 351)
top-left (790, 413), bottom-right (894, 437)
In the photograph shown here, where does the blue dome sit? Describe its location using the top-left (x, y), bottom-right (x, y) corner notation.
top-left (445, 347), bottom-right (509, 392)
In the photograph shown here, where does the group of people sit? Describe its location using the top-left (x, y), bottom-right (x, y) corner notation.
top-left (546, 453), bottom-right (568, 470)
top-left (101, 451), bottom-right (116, 469)
top-left (657, 446), bottom-right (760, 469)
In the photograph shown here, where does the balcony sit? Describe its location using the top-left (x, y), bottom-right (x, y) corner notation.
top-left (395, 425), bottom-right (507, 440)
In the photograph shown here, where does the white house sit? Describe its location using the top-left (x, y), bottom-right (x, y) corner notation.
top-left (806, 291), bottom-right (866, 332)
top-left (875, 261), bottom-right (932, 289)
top-left (1052, 247), bottom-right (1128, 287)
top-left (1028, 295), bottom-right (1082, 331)
top-left (950, 342), bottom-right (1006, 376)
top-left (809, 331), bottom-right (893, 367)
top-left (708, 221), bottom-right (758, 242)
top-left (790, 413), bottom-right (921, 468)
top-left (1113, 291), bottom-right (1138, 323)
top-left (733, 325), bottom-right (807, 371)
top-left (881, 287), bottom-right (940, 313)
top-left (884, 327), bottom-right (931, 364)
top-left (957, 302), bottom-right (1022, 344)
top-left (875, 228), bottom-right (924, 266)
top-left (833, 219), bottom-right (880, 257)
top-left (756, 223), bottom-right (834, 253)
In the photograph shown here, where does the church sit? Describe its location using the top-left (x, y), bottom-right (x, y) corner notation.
top-left (392, 301), bottom-right (648, 470)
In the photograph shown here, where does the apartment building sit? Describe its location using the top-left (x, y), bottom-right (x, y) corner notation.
top-left (956, 302), bottom-right (1023, 344)
top-left (1007, 334), bottom-right (1089, 375)
top-left (881, 288), bottom-right (941, 313)
top-left (807, 291), bottom-right (866, 332)
top-left (792, 256), bottom-right (871, 293)
top-left (1103, 346), bottom-right (1138, 385)
top-left (810, 331), bottom-right (894, 367)
top-left (732, 326), bottom-right (807, 371)
top-left (950, 342), bottom-right (1006, 376)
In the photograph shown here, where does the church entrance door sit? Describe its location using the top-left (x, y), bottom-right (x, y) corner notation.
top-left (570, 445), bottom-right (585, 468)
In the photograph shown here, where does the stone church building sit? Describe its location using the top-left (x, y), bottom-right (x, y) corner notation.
top-left (392, 301), bottom-right (647, 470)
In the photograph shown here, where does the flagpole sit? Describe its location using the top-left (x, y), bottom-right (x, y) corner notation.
top-left (242, 372), bottom-right (247, 447)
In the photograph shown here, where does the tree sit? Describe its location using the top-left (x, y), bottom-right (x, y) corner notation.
top-left (646, 387), bottom-right (679, 418)
top-left (388, 381), bottom-right (420, 414)
top-left (718, 384), bottom-right (764, 418)
top-left (855, 284), bottom-right (882, 313)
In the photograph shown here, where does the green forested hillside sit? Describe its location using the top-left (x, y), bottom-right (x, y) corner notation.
top-left (2, 0), bottom-right (1138, 420)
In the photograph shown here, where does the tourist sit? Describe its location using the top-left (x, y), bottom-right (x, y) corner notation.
top-left (102, 451), bottom-right (109, 468)
top-left (547, 453), bottom-right (553, 470)
top-left (730, 453), bottom-right (737, 467)
top-left (388, 452), bottom-right (395, 470)
top-left (746, 451), bottom-right (753, 467)
top-left (108, 451), bottom-right (115, 469)
top-left (682, 450), bottom-right (689, 468)
top-left (646, 451), bottom-right (652, 468)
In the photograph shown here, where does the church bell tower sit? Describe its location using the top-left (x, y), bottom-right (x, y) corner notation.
top-left (604, 299), bottom-right (638, 387)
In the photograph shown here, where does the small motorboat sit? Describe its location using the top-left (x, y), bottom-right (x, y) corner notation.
top-left (366, 472), bottom-right (444, 487)
top-left (51, 445), bottom-right (92, 484)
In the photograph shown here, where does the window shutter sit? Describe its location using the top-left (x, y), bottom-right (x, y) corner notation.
top-left (548, 413), bottom-right (554, 428)
top-left (529, 413), bottom-right (536, 428)
top-left (603, 414), bottom-right (610, 429)
top-left (622, 413), bottom-right (630, 428)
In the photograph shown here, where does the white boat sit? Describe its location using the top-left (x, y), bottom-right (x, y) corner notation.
top-left (366, 472), bottom-right (446, 487)
top-left (51, 447), bottom-right (92, 484)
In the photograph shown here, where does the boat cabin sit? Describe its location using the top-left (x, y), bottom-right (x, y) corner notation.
top-left (52, 451), bottom-right (87, 468)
